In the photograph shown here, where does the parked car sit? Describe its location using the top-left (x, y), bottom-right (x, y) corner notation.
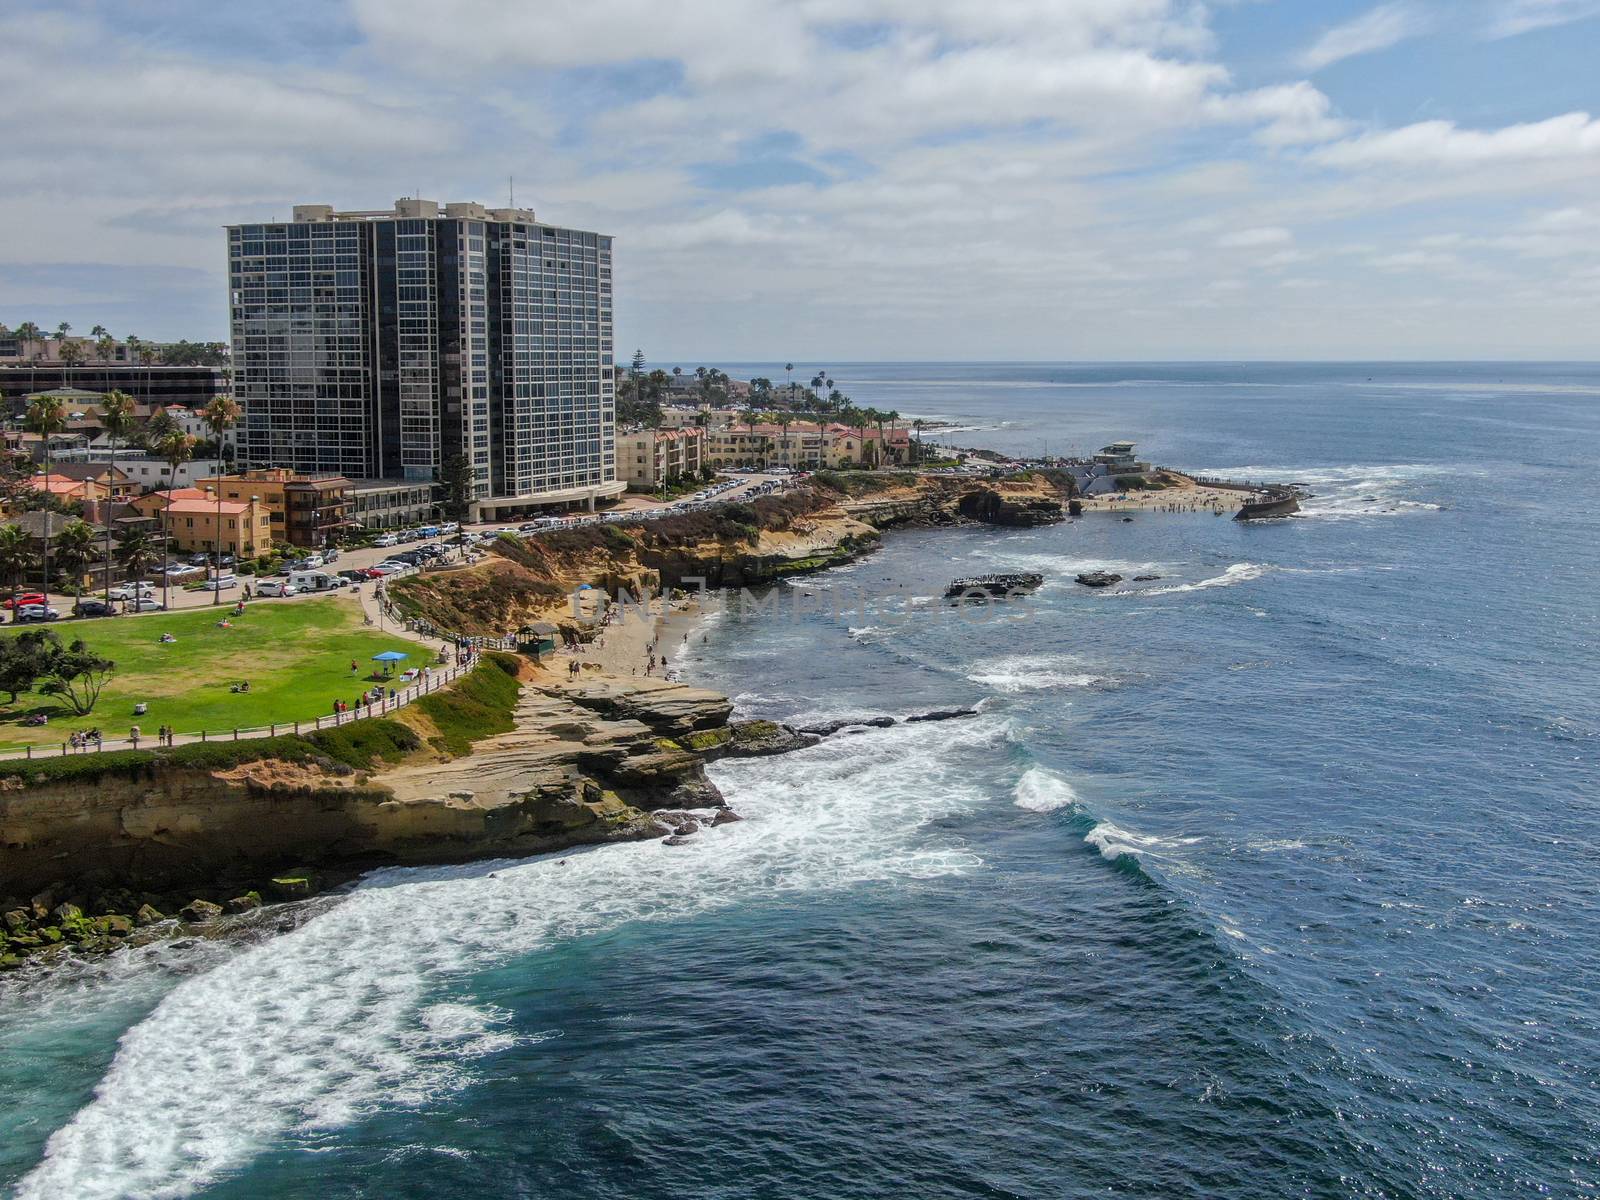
top-left (373, 533), bottom-right (400, 548)
top-left (128, 597), bottom-right (166, 612)
top-left (355, 567), bottom-right (386, 580)
top-left (14, 604), bottom-right (61, 622)
top-left (107, 582), bottom-right (155, 601)
top-left (72, 599), bottom-right (116, 618)
top-left (367, 563), bottom-right (403, 576)
top-left (255, 579), bottom-right (298, 597)
top-left (300, 554), bottom-right (325, 569)
top-left (2, 592), bottom-right (47, 610)
top-left (336, 569), bottom-right (367, 584)
top-left (321, 547), bottom-right (340, 563)
top-left (202, 574), bottom-right (239, 591)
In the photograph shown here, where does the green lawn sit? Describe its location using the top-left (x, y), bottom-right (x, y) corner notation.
top-left (0, 598), bottom-right (429, 748)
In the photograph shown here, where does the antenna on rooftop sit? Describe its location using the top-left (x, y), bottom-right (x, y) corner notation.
top-left (509, 176), bottom-right (515, 207)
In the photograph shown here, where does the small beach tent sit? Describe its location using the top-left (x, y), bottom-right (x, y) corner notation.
top-left (372, 650), bottom-right (409, 663)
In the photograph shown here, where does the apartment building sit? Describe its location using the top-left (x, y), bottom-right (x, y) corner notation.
top-left (227, 198), bottom-right (624, 520)
top-left (616, 427), bottom-right (706, 490)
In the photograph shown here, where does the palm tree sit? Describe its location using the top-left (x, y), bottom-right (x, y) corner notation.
top-left (785, 363), bottom-right (794, 405)
top-left (54, 321), bottom-right (72, 342)
top-left (777, 410), bottom-right (793, 466)
top-left (200, 395), bottom-right (241, 603)
top-left (14, 321), bottom-right (42, 358)
top-left (98, 390), bottom-right (137, 601)
top-left (94, 332), bottom-right (117, 383)
top-left (0, 523), bottom-right (33, 615)
top-left (114, 528), bottom-right (157, 589)
top-left (54, 519), bottom-right (97, 599)
top-left (15, 322), bottom-right (42, 393)
top-left (24, 391), bottom-right (69, 598)
top-left (58, 339), bottom-right (83, 382)
top-left (152, 429), bottom-right (195, 610)
top-left (90, 324), bottom-right (108, 341)
top-left (912, 418), bottom-right (926, 464)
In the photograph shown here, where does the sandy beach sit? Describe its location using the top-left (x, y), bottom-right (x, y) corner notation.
top-left (541, 590), bottom-right (709, 684)
top-left (1078, 479), bottom-right (1248, 514)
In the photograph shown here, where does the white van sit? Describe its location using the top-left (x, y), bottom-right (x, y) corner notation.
top-left (289, 570), bottom-right (338, 593)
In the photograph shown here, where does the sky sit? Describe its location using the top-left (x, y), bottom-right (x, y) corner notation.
top-left (1, 0), bottom-right (1598, 361)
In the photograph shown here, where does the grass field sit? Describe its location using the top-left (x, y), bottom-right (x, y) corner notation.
top-left (0, 598), bottom-right (429, 748)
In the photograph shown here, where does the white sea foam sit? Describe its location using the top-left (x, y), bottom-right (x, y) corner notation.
top-left (1084, 820), bottom-right (1202, 863)
top-left (967, 654), bottom-right (1105, 694)
top-left (1201, 462), bottom-right (1452, 522)
top-left (1137, 562), bottom-right (1265, 596)
top-left (14, 718), bottom-right (1001, 1200)
top-left (1012, 766), bottom-right (1081, 813)
top-left (970, 550), bottom-right (1172, 580)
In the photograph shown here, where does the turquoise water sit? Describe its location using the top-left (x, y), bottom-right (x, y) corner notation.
top-left (3, 363), bottom-right (1599, 1198)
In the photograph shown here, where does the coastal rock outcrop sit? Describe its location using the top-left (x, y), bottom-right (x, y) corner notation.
top-left (944, 573), bottom-right (1044, 598)
top-left (1075, 571), bottom-right (1123, 588)
top-left (955, 486), bottom-right (1065, 527)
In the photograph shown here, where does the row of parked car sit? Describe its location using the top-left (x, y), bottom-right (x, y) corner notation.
top-left (371, 522), bottom-right (460, 549)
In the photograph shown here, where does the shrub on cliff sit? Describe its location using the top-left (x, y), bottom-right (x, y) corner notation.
top-left (306, 720), bottom-right (421, 770)
top-left (412, 652), bottom-right (522, 756)
top-left (0, 735), bottom-right (326, 787)
top-left (811, 471), bottom-right (916, 496)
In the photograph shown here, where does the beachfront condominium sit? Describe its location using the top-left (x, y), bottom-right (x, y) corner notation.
top-left (226, 198), bottom-right (623, 518)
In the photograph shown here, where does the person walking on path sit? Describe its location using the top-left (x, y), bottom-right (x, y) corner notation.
top-left (129, 725), bottom-right (141, 750)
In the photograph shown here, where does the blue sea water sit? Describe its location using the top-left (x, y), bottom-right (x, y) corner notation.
top-left (4, 362), bottom-right (1600, 1198)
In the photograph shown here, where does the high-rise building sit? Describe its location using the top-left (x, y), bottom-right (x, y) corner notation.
top-left (226, 198), bottom-right (623, 518)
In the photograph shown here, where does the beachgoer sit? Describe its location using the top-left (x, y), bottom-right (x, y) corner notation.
top-left (129, 725), bottom-right (141, 749)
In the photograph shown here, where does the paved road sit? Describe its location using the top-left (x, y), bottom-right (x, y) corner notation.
top-left (10, 472), bottom-right (797, 628)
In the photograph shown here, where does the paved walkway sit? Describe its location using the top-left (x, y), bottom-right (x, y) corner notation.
top-left (0, 653), bottom-right (485, 763)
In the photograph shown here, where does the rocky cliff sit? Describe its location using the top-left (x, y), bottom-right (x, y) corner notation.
top-left (391, 475), bottom-right (1062, 638)
top-left (0, 672), bottom-right (810, 969)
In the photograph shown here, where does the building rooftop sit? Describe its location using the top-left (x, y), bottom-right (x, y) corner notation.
top-left (275, 198), bottom-right (540, 225)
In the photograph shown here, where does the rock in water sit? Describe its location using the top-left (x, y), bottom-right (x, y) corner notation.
top-left (955, 487), bottom-right (1064, 527)
top-left (135, 903), bottom-right (165, 927)
top-left (1075, 571), bottom-right (1124, 588)
top-left (944, 573), bottom-right (1044, 598)
top-left (1133, 574), bottom-right (1161, 582)
top-left (179, 899), bottom-right (223, 923)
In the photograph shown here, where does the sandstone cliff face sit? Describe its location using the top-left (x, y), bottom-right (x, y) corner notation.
top-left (391, 478), bottom-right (1062, 641)
top-left (0, 677), bottom-right (779, 899)
top-left (954, 485), bottom-right (1066, 527)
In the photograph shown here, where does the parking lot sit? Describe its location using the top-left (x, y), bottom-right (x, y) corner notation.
top-left (7, 472), bottom-right (798, 626)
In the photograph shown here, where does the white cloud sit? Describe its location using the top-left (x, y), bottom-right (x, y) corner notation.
top-left (1203, 82), bottom-right (1349, 145)
top-left (1484, 0), bottom-right (1600, 38)
top-left (1313, 111), bottom-right (1600, 167)
top-left (1298, 3), bottom-right (1432, 70)
top-left (1216, 227), bottom-right (1293, 248)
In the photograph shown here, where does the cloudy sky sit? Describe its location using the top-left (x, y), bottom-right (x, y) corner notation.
top-left (2, 0), bottom-right (1598, 360)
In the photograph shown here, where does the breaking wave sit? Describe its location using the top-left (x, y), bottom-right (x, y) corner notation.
top-left (1012, 766), bottom-right (1082, 813)
top-left (1137, 562), bottom-right (1266, 596)
top-left (14, 718), bottom-right (1002, 1200)
top-left (968, 655), bottom-right (1106, 694)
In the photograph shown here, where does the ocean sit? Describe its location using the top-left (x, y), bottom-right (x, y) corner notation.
top-left (4, 362), bottom-right (1599, 1198)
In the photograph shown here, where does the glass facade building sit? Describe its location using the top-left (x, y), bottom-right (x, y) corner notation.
top-left (227, 199), bottom-right (620, 513)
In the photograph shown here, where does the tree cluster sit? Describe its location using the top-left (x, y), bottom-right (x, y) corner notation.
top-left (0, 628), bottom-right (115, 714)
